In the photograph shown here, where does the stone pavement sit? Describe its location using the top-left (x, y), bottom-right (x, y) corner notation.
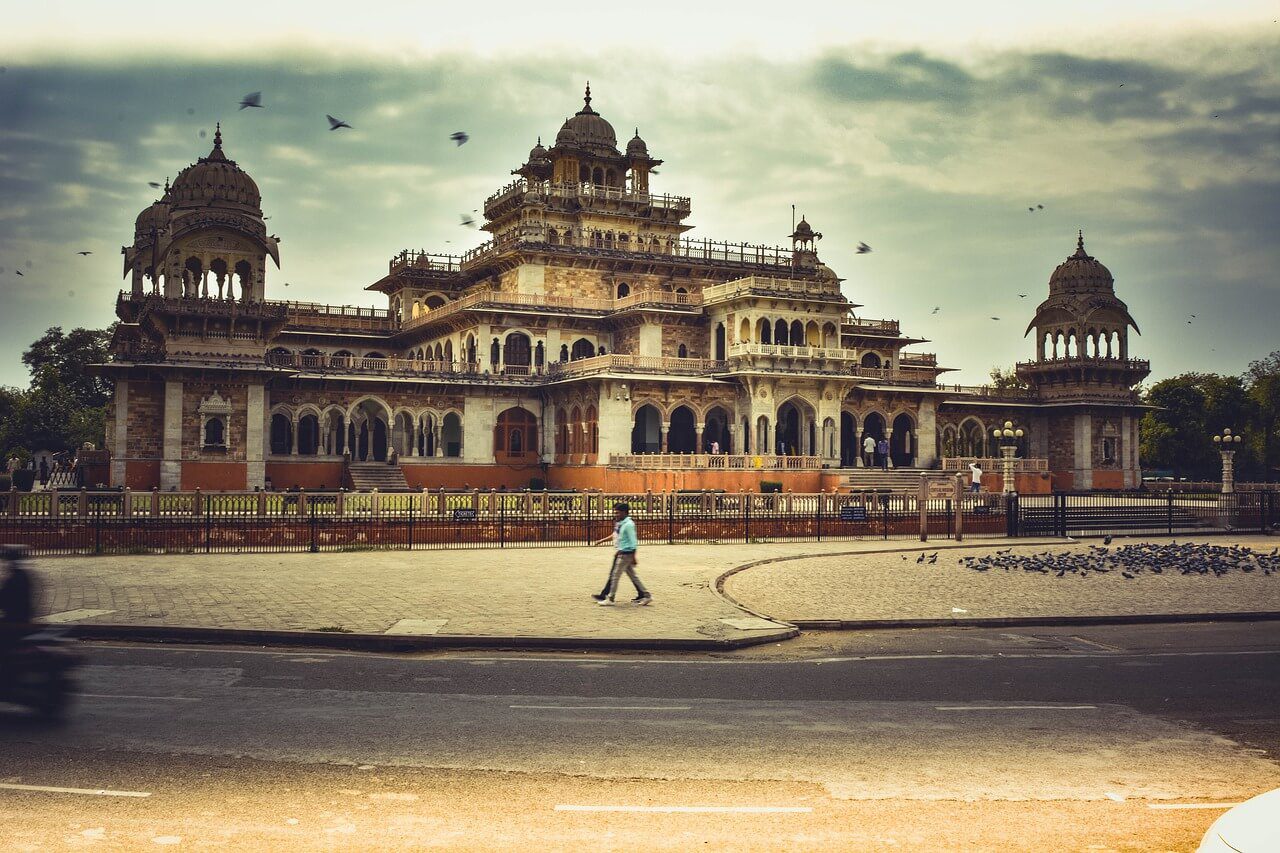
top-left (724, 535), bottom-right (1280, 625)
top-left (26, 534), bottom-right (1280, 648)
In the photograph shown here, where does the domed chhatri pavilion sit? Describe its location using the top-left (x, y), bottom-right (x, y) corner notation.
top-left (100, 86), bottom-right (1150, 493)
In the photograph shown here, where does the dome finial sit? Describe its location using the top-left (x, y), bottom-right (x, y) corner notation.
top-left (214, 122), bottom-right (222, 151)
top-left (1077, 229), bottom-right (1085, 253)
top-left (537, 135), bottom-right (542, 146)
top-left (584, 81), bottom-right (592, 109)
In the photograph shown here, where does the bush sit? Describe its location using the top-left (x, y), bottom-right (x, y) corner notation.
top-left (12, 470), bottom-right (35, 491)
top-left (760, 481), bottom-right (783, 494)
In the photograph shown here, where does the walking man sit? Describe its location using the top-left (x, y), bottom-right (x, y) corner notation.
top-left (862, 433), bottom-right (876, 467)
top-left (593, 502), bottom-right (651, 606)
top-left (876, 437), bottom-right (890, 471)
top-left (969, 461), bottom-right (983, 493)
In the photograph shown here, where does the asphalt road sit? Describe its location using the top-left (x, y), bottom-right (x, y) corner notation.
top-left (2, 621), bottom-right (1278, 851)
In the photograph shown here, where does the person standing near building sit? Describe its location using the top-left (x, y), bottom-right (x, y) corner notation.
top-left (876, 437), bottom-right (890, 471)
top-left (595, 502), bottom-right (651, 606)
top-left (969, 461), bottom-right (983, 493)
top-left (862, 434), bottom-right (876, 467)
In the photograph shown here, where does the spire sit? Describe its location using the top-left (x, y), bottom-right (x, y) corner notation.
top-left (1073, 229), bottom-right (1087, 258)
top-left (584, 81), bottom-right (591, 109)
top-left (537, 135), bottom-right (542, 146)
top-left (214, 122), bottom-right (222, 151)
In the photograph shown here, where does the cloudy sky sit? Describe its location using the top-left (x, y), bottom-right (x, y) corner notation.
top-left (1, 1), bottom-right (1277, 388)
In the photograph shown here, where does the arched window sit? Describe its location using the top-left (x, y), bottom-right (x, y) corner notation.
top-left (270, 414), bottom-right (292, 456)
top-left (758, 318), bottom-right (772, 344)
top-left (494, 407), bottom-right (537, 459)
top-left (442, 412), bottom-right (462, 457)
top-left (678, 344), bottom-right (688, 358)
top-left (740, 317), bottom-right (751, 344)
top-left (774, 319), bottom-right (788, 345)
top-left (298, 414), bottom-right (320, 456)
top-left (616, 282), bottom-right (630, 298)
top-left (203, 418), bottom-right (225, 448)
top-left (585, 405), bottom-right (598, 454)
top-left (714, 323), bottom-right (726, 360)
top-left (860, 352), bottom-right (882, 369)
top-left (571, 338), bottom-right (594, 360)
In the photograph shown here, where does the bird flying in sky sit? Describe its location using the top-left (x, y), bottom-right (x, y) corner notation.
top-left (931, 306), bottom-right (940, 314)
top-left (856, 242), bottom-right (872, 254)
top-left (326, 114), bottom-right (352, 130)
top-left (147, 181), bottom-right (162, 189)
top-left (239, 92), bottom-right (263, 110)
top-left (76, 251), bottom-right (92, 255)
top-left (460, 214), bottom-right (476, 228)
top-left (450, 131), bottom-right (469, 146)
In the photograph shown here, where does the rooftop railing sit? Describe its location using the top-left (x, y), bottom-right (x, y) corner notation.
top-left (546, 354), bottom-right (726, 379)
top-left (484, 179), bottom-right (692, 214)
top-left (702, 276), bottom-right (844, 303)
top-left (937, 383), bottom-right (1040, 400)
top-left (1016, 357), bottom-right (1151, 371)
top-left (727, 343), bottom-right (857, 360)
top-left (842, 317), bottom-right (900, 334)
top-left (400, 288), bottom-right (703, 333)
top-left (280, 301), bottom-right (396, 333)
top-left (942, 456), bottom-right (1049, 473)
top-left (454, 226), bottom-right (799, 272)
top-left (387, 250), bottom-right (464, 275)
top-left (608, 453), bottom-right (823, 471)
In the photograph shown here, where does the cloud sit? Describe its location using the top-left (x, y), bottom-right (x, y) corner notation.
top-left (0, 36), bottom-right (1275, 389)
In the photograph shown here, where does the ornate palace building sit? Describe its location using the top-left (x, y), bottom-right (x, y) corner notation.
top-left (100, 86), bottom-right (1150, 493)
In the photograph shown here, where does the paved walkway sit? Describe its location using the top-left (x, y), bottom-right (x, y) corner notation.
top-left (724, 535), bottom-right (1280, 625)
top-left (27, 535), bottom-right (1279, 647)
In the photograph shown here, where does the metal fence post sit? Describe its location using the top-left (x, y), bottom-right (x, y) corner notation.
top-left (743, 495), bottom-right (750, 544)
top-left (203, 492), bottom-right (211, 554)
top-left (1006, 494), bottom-right (1018, 538)
top-left (407, 496), bottom-right (415, 551)
top-left (94, 493), bottom-right (102, 555)
top-left (309, 496), bottom-right (319, 553)
top-left (667, 494), bottom-right (674, 545)
top-left (499, 494), bottom-right (506, 548)
top-left (1167, 491), bottom-right (1174, 535)
top-left (918, 476), bottom-right (928, 543)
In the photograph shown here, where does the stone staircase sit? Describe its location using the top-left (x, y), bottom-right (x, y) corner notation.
top-left (346, 462), bottom-right (411, 492)
top-left (841, 467), bottom-right (936, 492)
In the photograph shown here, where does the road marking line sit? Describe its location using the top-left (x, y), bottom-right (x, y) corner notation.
top-left (41, 609), bottom-right (116, 623)
top-left (1147, 802), bottom-right (1240, 810)
top-left (0, 782), bottom-right (151, 798)
top-left (75, 693), bottom-right (201, 702)
top-left (934, 705), bottom-right (1098, 711)
top-left (511, 705), bottom-right (691, 711)
top-left (555, 805), bottom-right (812, 814)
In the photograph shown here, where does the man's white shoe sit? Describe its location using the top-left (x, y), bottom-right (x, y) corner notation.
top-left (597, 598), bottom-right (614, 606)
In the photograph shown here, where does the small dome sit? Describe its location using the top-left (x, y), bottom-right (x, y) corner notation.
top-left (169, 125), bottom-right (262, 212)
top-left (555, 118), bottom-right (577, 146)
top-left (134, 195), bottom-right (170, 237)
top-left (1048, 231), bottom-right (1114, 294)
top-left (528, 137), bottom-right (549, 163)
top-left (626, 128), bottom-right (648, 156)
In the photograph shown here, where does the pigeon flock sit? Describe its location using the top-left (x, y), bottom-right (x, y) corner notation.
top-left (957, 542), bottom-right (1280, 579)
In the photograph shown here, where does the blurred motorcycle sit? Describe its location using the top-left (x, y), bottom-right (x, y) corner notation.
top-left (0, 625), bottom-right (82, 719)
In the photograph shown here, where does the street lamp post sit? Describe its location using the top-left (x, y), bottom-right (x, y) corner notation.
top-left (991, 420), bottom-right (1025, 496)
top-left (1213, 428), bottom-right (1243, 494)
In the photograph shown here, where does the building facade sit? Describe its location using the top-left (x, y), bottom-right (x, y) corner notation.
top-left (101, 87), bottom-right (1150, 493)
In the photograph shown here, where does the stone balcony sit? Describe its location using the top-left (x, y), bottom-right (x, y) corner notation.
top-left (703, 276), bottom-right (845, 304)
top-left (483, 179), bottom-right (692, 220)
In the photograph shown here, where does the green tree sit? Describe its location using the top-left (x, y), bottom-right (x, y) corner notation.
top-left (1245, 351), bottom-right (1280, 482)
top-left (22, 325), bottom-right (115, 409)
top-left (1140, 377), bottom-right (1214, 479)
top-left (988, 365), bottom-right (1030, 392)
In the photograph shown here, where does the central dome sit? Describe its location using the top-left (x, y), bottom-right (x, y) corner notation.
top-left (559, 83), bottom-right (618, 154)
top-left (169, 125), bottom-right (262, 212)
top-left (1048, 231), bottom-right (1114, 294)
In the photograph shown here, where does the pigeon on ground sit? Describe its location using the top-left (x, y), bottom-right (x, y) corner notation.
top-left (916, 553), bottom-right (925, 563)
top-left (326, 114), bottom-right (352, 130)
top-left (450, 131), bottom-right (469, 146)
top-left (239, 91), bottom-right (264, 110)
top-left (1103, 535), bottom-right (1112, 545)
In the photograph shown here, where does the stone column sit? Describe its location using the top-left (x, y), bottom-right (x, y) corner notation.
top-left (885, 429), bottom-right (895, 469)
top-left (110, 380), bottom-right (128, 487)
top-left (410, 420), bottom-right (420, 457)
top-left (434, 424), bottom-right (443, 457)
top-left (246, 384), bottom-right (265, 490)
top-left (160, 378), bottom-right (183, 490)
top-left (1073, 412), bottom-right (1093, 491)
top-left (916, 398), bottom-right (938, 469)
top-left (695, 424), bottom-right (705, 454)
top-left (290, 417), bottom-right (299, 455)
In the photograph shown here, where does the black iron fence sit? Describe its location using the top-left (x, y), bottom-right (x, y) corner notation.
top-left (0, 489), bottom-right (1006, 557)
top-left (1012, 491), bottom-right (1277, 538)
